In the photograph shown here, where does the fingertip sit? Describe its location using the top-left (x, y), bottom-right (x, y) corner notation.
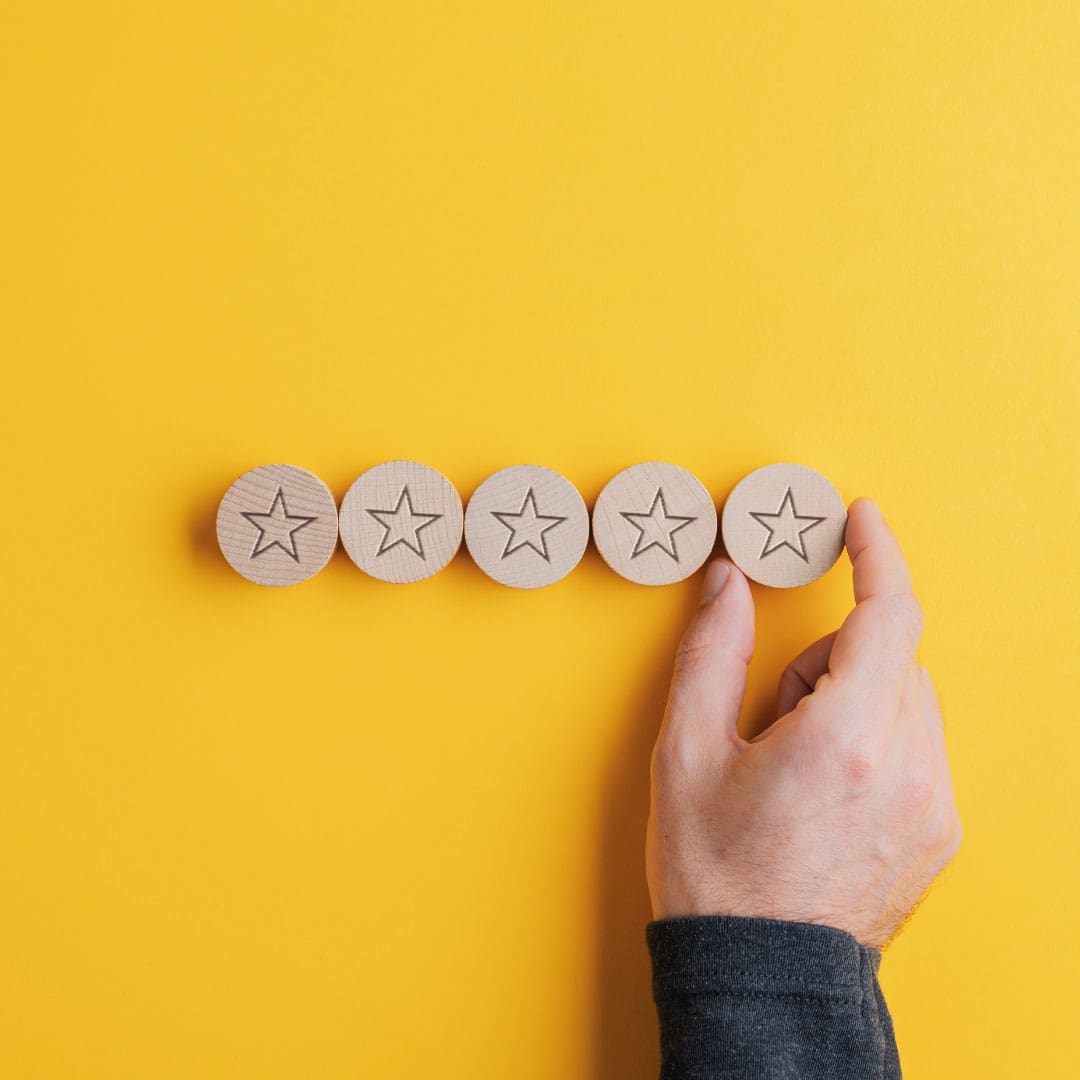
top-left (847, 496), bottom-right (881, 518)
top-left (706, 558), bottom-right (756, 663)
top-left (844, 496), bottom-right (914, 603)
top-left (846, 497), bottom-right (889, 544)
top-left (665, 557), bottom-right (756, 747)
top-left (844, 496), bottom-right (890, 563)
top-left (700, 557), bottom-right (754, 606)
top-left (699, 557), bottom-right (731, 606)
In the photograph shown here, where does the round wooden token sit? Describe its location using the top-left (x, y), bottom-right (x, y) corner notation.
top-left (721, 463), bottom-right (847, 588)
top-left (216, 463), bottom-right (339, 586)
top-left (338, 460), bottom-right (463, 583)
top-left (592, 462), bottom-right (717, 586)
top-left (464, 465), bottom-right (589, 589)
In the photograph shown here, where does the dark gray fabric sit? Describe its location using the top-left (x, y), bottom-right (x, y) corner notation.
top-left (647, 915), bottom-right (901, 1078)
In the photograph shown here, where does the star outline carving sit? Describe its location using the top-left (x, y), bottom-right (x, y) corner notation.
top-left (365, 485), bottom-right (443, 560)
top-left (748, 486), bottom-right (826, 562)
top-left (620, 488), bottom-right (697, 562)
top-left (490, 487), bottom-right (568, 562)
top-left (241, 486), bottom-right (318, 564)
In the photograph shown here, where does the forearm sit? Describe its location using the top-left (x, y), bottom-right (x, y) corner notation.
top-left (647, 915), bottom-right (901, 1079)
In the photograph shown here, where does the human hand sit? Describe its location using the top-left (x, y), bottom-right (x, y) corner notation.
top-left (645, 498), bottom-right (961, 949)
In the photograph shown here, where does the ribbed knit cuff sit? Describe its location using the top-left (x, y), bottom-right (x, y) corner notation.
top-left (647, 914), bottom-right (881, 1001)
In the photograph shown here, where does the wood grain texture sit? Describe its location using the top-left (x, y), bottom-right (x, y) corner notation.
top-left (216, 463), bottom-right (339, 586)
top-left (464, 464), bottom-right (589, 589)
top-left (721, 462), bottom-right (847, 588)
top-left (338, 460), bottom-right (463, 584)
top-left (591, 461), bottom-right (717, 586)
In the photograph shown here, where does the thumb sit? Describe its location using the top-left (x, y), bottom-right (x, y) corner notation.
top-left (657, 558), bottom-right (756, 765)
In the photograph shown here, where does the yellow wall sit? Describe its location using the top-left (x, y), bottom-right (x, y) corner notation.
top-left (2, 4), bottom-right (1076, 1076)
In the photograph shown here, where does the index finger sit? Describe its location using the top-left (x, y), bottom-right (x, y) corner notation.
top-left (848, 496), bottom-right (914, 603)
top-left (827, 498), bottom-right (923, 699)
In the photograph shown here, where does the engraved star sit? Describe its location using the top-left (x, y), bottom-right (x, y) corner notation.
top-left (241, 487), bottom-right (318, 563)
top-left (749, 487), bottom-right (826, 562)
top-left (491, 487), bottom-right (568, 562)
top-left (366, 485), bottom-right (442, 559)
top-left (620, 488), bottom-right (696, 561)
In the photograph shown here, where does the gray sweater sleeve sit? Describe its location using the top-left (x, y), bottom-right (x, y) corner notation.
top-left (646, 915), bottom-right (901, 1079)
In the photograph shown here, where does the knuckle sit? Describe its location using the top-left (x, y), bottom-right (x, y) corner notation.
top-left (831, 731), bottom-right (886, 788)
top-left (941, 810), bottom-right (963, 859)
top-left (777, 665), bottom-right (793, 694)
top-left (947, 817), bottom-right (964, 858)
top-left (902, 753), bottom-right (938, 817)
top-left (891, 593), bottom-right (924, 642)
top-left (674, 629), bottom-right (712, 678)
top-left (844, 747), bottom-right (876, 786)
top-left (928, 803), bottom-right (962, 855)
top-left (777, 665), bottom-right (802, 701)
top-left (777, 665), bottom-right (829, 706)
top-left (649, 739), bottom-right (669, 781)
top-left (650, 732), bottom-right (696, 783)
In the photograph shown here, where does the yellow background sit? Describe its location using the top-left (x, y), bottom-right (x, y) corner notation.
top-left (2, 3), bottom-right (1077, 1077)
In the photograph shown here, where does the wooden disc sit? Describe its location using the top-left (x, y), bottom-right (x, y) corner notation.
top-left (338, 460), bottom-right (463, 583)
top-left (216, 464), bottom-right (339, 586)
top-left (721, 463), bottom-right (847, 588)
top-left (592, 462), bottom-right (717, 585)
top-left (464, 465), bottom-right (589, 589)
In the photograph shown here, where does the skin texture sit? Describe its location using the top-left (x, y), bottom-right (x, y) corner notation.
top-left (646, 498), bottom-right (962, 949)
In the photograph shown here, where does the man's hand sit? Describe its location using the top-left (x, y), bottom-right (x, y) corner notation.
top-left (646, 497), bottom-right (961, 949)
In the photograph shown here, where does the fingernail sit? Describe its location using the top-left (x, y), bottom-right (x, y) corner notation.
top-left (700, 560), bottom-right (730, 605)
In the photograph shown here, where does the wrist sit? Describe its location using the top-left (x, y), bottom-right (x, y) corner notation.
top-left (647, 913), bottom-right (882, 998)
